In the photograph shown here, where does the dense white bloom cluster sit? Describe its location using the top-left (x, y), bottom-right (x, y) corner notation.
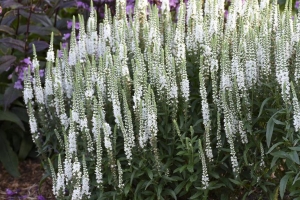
top-left (24, 0), bottom-right (300, 198)
top-left (199, 140), bottom-right (209, 189)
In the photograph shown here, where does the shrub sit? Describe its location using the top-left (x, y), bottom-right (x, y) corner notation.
top-left (24, 0), bottom-right (300, 199)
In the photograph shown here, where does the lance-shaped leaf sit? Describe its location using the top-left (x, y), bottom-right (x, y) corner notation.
top-left (0, 38), bottom-right (25, 52)
top-left (0, 25), bottom-right (15, 35)
top-left (0, 110), bottom-right (25, 131)
top-left (19, 10), bottom-right (52, 27)
top-left (1, 1), bottom-right (23, 9)
top-left (18, 25), bottom-right (61, 36)
top-left (0, 55), bottom-right (16, 73)
top-left (0, 130), bottom-right (20, 178)
top-left (28, 41), bottom-right (49, 53)
top-left (3, 84), bottom-right (23, 110)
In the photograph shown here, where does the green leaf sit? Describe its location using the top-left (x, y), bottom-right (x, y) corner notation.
top-left (162, 189), bottom-right (177, 200)
top-left (157, 183), bottom-right (163, 197)
top-left (189, 174), bottom-right (198, 182)
top-left (271, 156), bottom-right (279, 168)
top-left (0, 38), bottom-right (25, 52)
top-left (209, 171), bottom-right (220, 179)
top-left (270, 151), bottom-right (288, 159)
top-left (187, 164), bottom-right (194, 173)
top-left (273, 118), bottom-right (285, 125)
top-left (189, 191), bottom-right (203, 199)
top-left (18, 135), bottom-right (33, 160)
top-left (0, 110), bottom-right (25, 131)
top-left (146, 168), bottom-right (153, 179)
top-left (267, 142), bottom-right (284, 154)
top-left (280, 174), bottom-right (290, 199)
top-left (288, 146), bottom-right (300, 151)
top-left (266, 118), bottom-right (275, 148)
top-left (0, 130), bottom-right (20, 177)
top-left (288, 151), bottom-right (300, 164)
top-left (257, 97), bottom-right (271, 118)
top-left (272, 186), bottom-right (279, 200)
top-left (0, 55), bottom-right (16, 73)
top-left (0, 25), bottom-right (15, 35)
top-left (174, 181), bottom-right (185, 195)
top-left (11, 107), bottom-right (29, 122)
top-left (292, 171), bottom-right (300, 185)
top-left (124, 183), bottom-right (130, 196)
top-left (229, 178), bottom-right (241, 185)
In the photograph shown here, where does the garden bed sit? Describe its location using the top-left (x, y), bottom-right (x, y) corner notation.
top-left (0, 158), bottom-right (54, 199)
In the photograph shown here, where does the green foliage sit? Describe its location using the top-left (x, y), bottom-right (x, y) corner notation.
top-left (21, 0), bottom-right (300, 199)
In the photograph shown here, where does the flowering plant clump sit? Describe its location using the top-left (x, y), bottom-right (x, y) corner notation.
top-left (24, 0), bottom-right (300, 199)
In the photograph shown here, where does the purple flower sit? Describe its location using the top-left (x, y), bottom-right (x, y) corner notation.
top-left (14, 80), bottom-right (23, 89)
top-left (39, 69), bottom-right (45, 77)
top-left (63, 33), bottom-right (71, 40)
top-left (6, 189), bottom-right (17, 196)
top-left (67, 21), bottom-right (80, 30)
top-left (6, 189), bottom-right (27, 199)
top-left (170, 0), bottom-right (178, 8)
top-left (37, 195), bottom-right (46, 200)
top-left (296, 1), bottom-right (300, 9)
top-left (23, 57), bottom-right (32, 65)
top-left (77, 1), bottom-right (89, 10)
top-left (126, 0), bottom-right (135, 15)
top-left (224, 10), bottom-right (229, 19)
top-left (62, 42), bottom-right (67, 48)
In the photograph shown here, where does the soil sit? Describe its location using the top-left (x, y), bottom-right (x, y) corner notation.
top-left (0, 158), bottom-right (55, 200)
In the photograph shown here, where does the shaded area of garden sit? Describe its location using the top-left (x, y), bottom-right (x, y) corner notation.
top-left (0, 158), bottom-right (54, 199)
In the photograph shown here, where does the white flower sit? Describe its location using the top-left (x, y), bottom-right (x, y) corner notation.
top-left (103, 123), bottom-right (112, 151)
top-left (34, 86), bottom-right (44, 104)
top-left (24, 87), bottom-right (33, 104)
top-left (81, 176), bottom-right (90, 196)
top-left (45, 78), bottom-right (53, 97)
top-left (29, 117), bottom-right (37, 134)
top-left (56, 172), bottom-right (65, 196)
top-left (169, 83), bottom-right (178, 100)
top-left (161, 0), bottom-right (170, 12)
top-left (68, 131), bottom-right (77, 154)
top-left (71, 186), bottom-right (82, 200)
top-left (46, 50), bottom-right (55, 62)
top-left (64, 158), bottom-right (72, 181)
top-left (180, 78), bottom-right (190, 101)
top-left (85, 89), bottom-right (94, 98)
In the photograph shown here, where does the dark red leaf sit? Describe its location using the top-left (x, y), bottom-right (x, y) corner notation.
top-left (3, 83), bottom-right (23, 110)
top-left (1, 0), bottom-right (23, 9)
top-left (1, 11), bottom-right (17, 26)
top-left (18, 25), bottom-right (61, 36)
top-left (59, 1), bottom-right (77, 8)
top-left (0, 38), bottom-right (25, 52)
top-left (19, 10), bottom-right (52, 27)
top-left (0, 25), bottom-right (15, 35)
top-left (0, 55), bottom-right (16, 73)
top-left (28, 41), bottom-right (49, 53)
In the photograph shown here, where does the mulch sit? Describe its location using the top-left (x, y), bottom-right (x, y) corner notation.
top-left (0, 158), bottom-right (55, 200)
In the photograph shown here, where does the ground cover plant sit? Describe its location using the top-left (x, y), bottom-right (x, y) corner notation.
top-left (23, 0), bottom-right (300, 199)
